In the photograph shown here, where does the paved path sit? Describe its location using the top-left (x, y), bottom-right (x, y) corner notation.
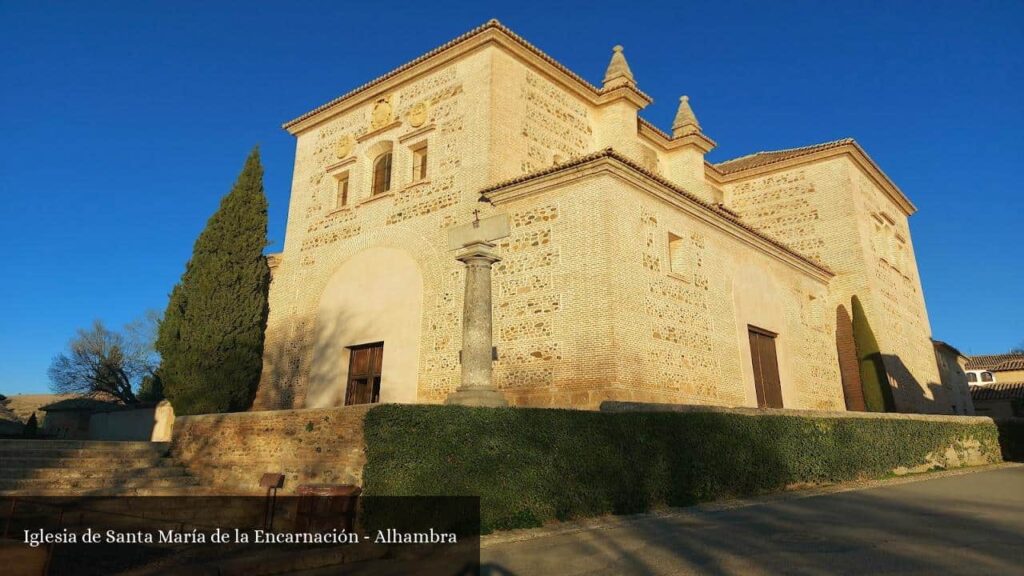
top-left (479, 465), bottom-right (1024, 575)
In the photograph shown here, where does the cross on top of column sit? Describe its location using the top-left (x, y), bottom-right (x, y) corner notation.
top-left (448, 212), bottom-right (511, 250)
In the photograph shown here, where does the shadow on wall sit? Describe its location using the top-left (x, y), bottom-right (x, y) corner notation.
top-left (851, 296), bottom-right (896, 413)
top-left (835, 304), bottom-right (865, 411)
top-left (883, 354), bottom-right (957, 415)
top-left (848, 296), bottom-right (957, 415)
top-left (256, 310), bottom-right (354, 411)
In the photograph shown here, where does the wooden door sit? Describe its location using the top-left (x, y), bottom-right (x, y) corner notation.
top-left (345, 343), bottom-right (384, 406)
top-left (748, 327), bottom-right (783, 408)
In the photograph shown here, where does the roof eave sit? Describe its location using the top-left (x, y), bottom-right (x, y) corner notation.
top-left (282, 19), bottom-right (624, 136)
top-left (710, 140), bottom-right (917, 216)
top-left (480, 149), bottom-right (833, 281)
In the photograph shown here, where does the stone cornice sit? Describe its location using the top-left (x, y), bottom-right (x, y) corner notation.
top-left (594, 84), bottom-right (653, 109)
top-left (706, 141), bottom-right (917, 215)
top-left (480, 150), bottom-right (833, 282)
top-left (283, 20), bottom-right (653, 136)
top-left (356, 119), bottom-right (402, 143)
top-left (325, 156), bottom-right (357, 173)
top-left (397, 123), bottom-right (436, 143)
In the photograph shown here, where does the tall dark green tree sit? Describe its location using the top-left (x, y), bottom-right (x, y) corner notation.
top-left (157, 148), bottom-right (270, 415)
top-left (851, 295), bottom-right (896, 413)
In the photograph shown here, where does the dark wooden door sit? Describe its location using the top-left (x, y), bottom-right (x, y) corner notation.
top-left (748, 327), bottom-right (783, 408)
top-left (345, 343), bottom-right (383, 406)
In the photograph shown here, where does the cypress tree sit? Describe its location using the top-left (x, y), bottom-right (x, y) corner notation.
top-left (157, 148), bottom-right (271, 415)
top-left (851, 296), bottom-right (896, 412)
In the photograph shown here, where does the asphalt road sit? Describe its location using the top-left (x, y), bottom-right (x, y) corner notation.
top-left (478, 465), bottom-right (1024, 575)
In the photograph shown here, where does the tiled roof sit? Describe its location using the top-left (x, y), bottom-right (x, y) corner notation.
top-left (713, 138), bottom-right (855, 175)
top-left (966, 354), bottom-right (1024, 371)
top-left (932, 339), bottom-right (966, 358)
top-left (994, 358), bottom-right (1024, 372)
top-left (479, 148), bottom-right (832, 275)
top-left (971, 382), bottom-right (1024, 401)
top-left (284, 19), bottom-right (650, 131)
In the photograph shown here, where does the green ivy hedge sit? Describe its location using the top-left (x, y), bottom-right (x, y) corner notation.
top-left (362, 405), bottom-right (1002, 533)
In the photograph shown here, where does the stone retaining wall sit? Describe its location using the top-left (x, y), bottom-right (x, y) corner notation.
top-left (172, 402), bottom-right (1006, 496)
top-left (170, 405), bottom-right (372, 494)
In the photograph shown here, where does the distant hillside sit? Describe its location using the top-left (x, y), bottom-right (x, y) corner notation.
top-left (4, 393), bottom-right (75, 423)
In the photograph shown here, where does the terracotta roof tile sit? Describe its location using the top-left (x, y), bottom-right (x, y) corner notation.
top-left (994, 358), bottom-right (1024, 372)
top-left (970, 382), bottom-right (1024, 401)
top-left (713, 138), bottom-right (855, 175)
top-left (966, 354), bottom-right (1024, 371)
top-left (479, 148), bottom-right (831, 275)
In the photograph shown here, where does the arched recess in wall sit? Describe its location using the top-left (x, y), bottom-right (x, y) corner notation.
top-left (304, 246), bottom-right (424, 408)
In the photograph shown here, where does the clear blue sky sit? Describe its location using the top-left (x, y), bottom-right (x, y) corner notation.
top-left (1, 1), bottom-right (1021, 395)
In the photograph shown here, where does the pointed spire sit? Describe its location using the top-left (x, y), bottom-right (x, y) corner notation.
top-left (602, 45), bottom-right (635, 89)
top-left (672, 95), bottom-right (701, 137)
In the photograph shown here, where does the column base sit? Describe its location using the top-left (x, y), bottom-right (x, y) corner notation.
top-left (444, 388), bottom-right (509, 407)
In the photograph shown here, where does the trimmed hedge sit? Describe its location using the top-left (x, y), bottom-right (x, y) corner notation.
top-left (362, 405), bottom-right (1001, 533)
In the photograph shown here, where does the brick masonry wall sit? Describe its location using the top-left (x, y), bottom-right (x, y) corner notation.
top-left (170, 405), bottom-right (372, 493)
top-left (722, 158), bottom-right (947, 413)
top-left (253, 24), bottom-right (948, 415)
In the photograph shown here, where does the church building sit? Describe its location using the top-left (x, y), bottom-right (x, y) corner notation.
top-left (253, 20), bottom-right (953, 414)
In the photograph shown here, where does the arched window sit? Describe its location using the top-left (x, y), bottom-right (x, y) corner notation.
top-left (372, 152), bottom-right (392, 195)
top-left (981, 371), bottom-right (994, 383)
top-left (966, 372), bottom-right (977, 383)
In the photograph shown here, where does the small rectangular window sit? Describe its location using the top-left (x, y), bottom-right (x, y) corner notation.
top-left (668, 232), bottom-right (686, 276)
top-left (412, 144), bottom-right (428, 181)
top-left (334, 173), bottom-right (349, 208)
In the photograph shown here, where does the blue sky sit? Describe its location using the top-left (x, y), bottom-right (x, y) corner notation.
top-left (1, 1), bottom-right (1021, 395)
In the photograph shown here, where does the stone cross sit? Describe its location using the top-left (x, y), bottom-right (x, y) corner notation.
top-left (445, 212), bottom-right (511, 407)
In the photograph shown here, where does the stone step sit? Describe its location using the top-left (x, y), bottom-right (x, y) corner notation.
top-left (0, 456), bottom-right (171, 469)
top-left (0, 446), bottom-right (169, 460)
top-left (0, 440), bottom-right (169, 451)
top-left (0, 466), bottom-right (191, 481)
top-left (0, 475), bottom-right (199, 492)
top-left (0, 485), bottom-right (225, 497)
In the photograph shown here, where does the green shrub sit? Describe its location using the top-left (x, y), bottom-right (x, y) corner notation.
top-left (851, 296), bottom-right (895, 412)
top-left (362, 405), bottom-right (1001, 533)
top-left (23, 412), bottom-right (39, 438)
top-left (157, 148), bottom-right (271, 415)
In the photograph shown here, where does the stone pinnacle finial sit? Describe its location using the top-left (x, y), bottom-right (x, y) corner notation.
top-left (672, 94), bottom-right (701, 137)
top-left (602, 44), bottom-right (635, 89)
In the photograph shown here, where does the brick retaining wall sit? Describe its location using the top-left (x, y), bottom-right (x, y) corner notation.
top-left (170, 404), bottom-right (372, 494)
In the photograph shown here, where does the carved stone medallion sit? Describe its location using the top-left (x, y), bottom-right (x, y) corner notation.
top-left (408, 101), bottom-right (429, 127)
top-left (370, 97), bottom-right (393, 130)
top-left (334, 134), bottom-right (355, 159)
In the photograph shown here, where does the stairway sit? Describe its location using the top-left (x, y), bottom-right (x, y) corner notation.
top-left (0, 439), bottom-right (199, 495)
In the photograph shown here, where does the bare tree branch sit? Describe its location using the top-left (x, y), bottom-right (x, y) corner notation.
top-left (48, 318), bottom-right (160, 405)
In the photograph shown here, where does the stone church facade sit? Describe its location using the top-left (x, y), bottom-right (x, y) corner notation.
top-left (253, 20), bottom-right (952, 414)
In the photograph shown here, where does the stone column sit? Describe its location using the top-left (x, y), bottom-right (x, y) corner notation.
top-left (446, 241), bottom-right (508, 407)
